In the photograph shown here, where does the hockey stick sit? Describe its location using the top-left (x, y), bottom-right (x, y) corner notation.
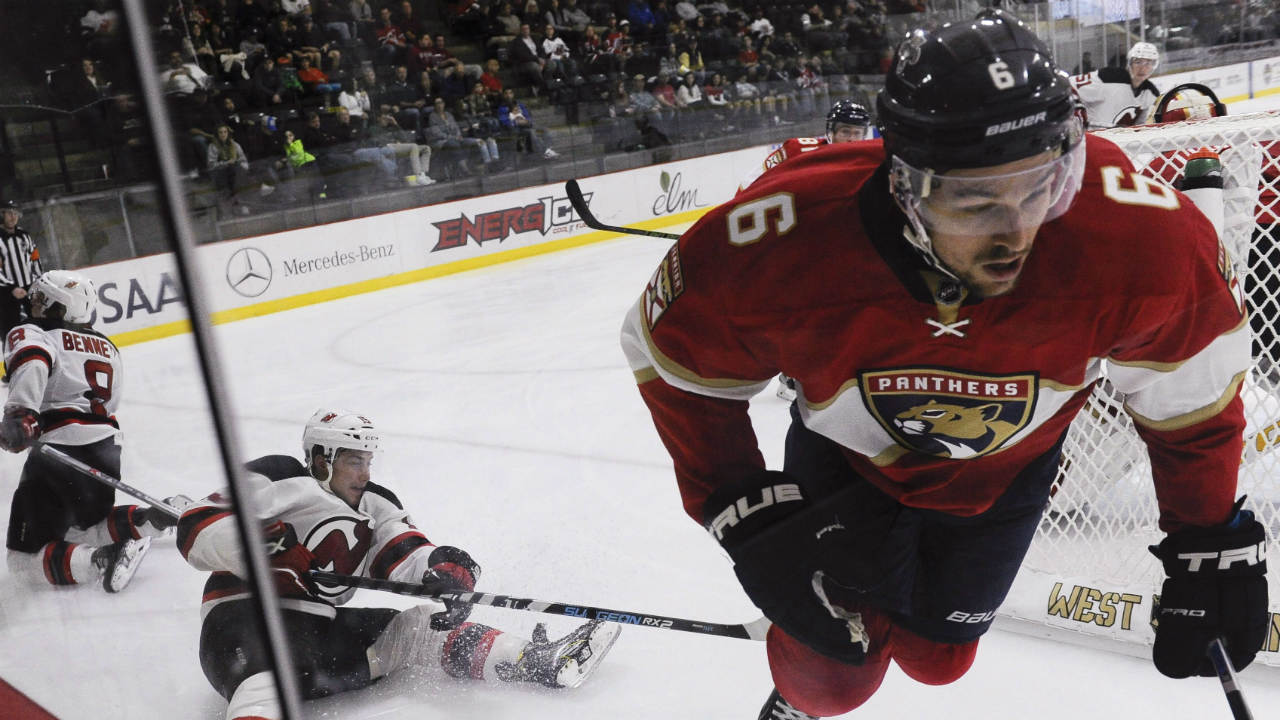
top-left (312, 570), bottom-right (771, 640)
top-left (565, 179), bottom-right (682, 240)
top-left (39, 444), bottom-right (182, 519)
top-left (1207, 637), bottom-right (1254, 720)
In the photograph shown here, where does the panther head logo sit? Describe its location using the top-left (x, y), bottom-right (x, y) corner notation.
top-left (892, 399), bottom-right (1019, 459)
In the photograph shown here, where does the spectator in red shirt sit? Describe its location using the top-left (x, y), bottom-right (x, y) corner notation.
top-left (296, 56), bottom-right (341, 94)
top-left (374, 6), bottom-right (408, 66)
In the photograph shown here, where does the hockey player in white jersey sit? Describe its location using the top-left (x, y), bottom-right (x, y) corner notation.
top-left (3, 270), bottom-right (171, 593)
top-left (179, 409), bottom-right (620, 720)
top-left (1070, 41), bottom-right (1161, 129)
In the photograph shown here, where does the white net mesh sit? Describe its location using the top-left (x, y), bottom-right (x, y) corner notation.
top-left (998, 111), bottom-right (1280, 665)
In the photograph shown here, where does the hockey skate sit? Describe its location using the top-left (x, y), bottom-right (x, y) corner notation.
top-left (758, 688), bottom-right (818, 720)
top-left (91, 535), bottom-right (152, 593)
top-left (500, 620), bottom-right (621, 689)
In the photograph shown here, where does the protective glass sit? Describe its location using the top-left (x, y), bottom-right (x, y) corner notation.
top-left (890, 140), bottom-right (1086, 236)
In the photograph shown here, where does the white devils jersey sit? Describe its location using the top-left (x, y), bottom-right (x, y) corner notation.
top-left (3, 320), bottom-right (123, 446)
top-left (179, 465), bottom-right (440, 618)
top-left (1070, 67), bottom-right (1159, 129)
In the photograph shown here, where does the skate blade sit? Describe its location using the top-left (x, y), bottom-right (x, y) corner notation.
top-left (106, 535), bottom-right (152, 593)
top-left (556, 622), bottom-right (622, 689)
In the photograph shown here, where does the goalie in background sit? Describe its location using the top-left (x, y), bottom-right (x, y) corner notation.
top-left (1069, 41), bottom-right (1161, 129)
top-left (3, 270), bottom-right (175, 594)
top-left (178, 409), bottom-right (620, 720)
top-left (622, 10), bottom-right (1267, 718)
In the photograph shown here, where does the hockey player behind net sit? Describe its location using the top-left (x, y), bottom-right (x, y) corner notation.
top-left (621, 9), bottom-right (1268, 719)
top-left (1069, 41), bottom-right (1161, 130)
top-left (3, 270), bottom-right (176, 594)
top-left (178, 410), bottom-right (620, 720)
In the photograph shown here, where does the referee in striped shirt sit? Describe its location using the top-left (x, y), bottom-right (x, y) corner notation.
top-left (0, 199), bottom-right (43, 340)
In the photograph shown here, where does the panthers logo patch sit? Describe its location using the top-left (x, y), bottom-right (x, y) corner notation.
top-left (861, 369), bottom-right (1038, 459)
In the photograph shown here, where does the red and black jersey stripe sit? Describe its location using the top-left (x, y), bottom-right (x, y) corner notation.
top-left (107, 505), bottom-right (142, 543)
top-left (369, 531), bottom-right (429, 579)
top-left (39, 408), bottom-right (119, 432)
top-left (7, 345), bottom-right (51, 373)
top-left (177, 506), bottom-right (232, 560)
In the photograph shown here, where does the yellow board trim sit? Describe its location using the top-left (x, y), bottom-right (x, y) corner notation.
top-left (105, 208), bottom-right (709, 349)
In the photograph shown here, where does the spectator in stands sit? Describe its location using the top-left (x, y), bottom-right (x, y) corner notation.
top-left (480, 58), bottom-right (505, 101)
top-left (338, 76), bottom-right (373, 127)
top-left (749, 7), bottom-right (774, 39)
top-left (160, 50), bottom-right (210, 97)
top-left (651, 70), bottom-right (678, 123)
top-left (562, 0), bottom-right (594, 37)
top-left (250, 56), bottom-right (288, 108)
top-left (374, 6), bottom-right (409, 66)
top-left (281, 0), bottom-right (312, 18)
top-left (542, 24), bottom-right (578, 81)
top-left (436, 63), bottom-right (469, 106)
top-left (459, 82), bottom-right (502, 158)
top-left (367, 111), bottom-right (435, 186)
top-left (702, 71), bottom-right (730, 127)
top-left (80, 0), bottom-right (121, 58)
top-left (795, 54), bottom-right (826, 117)
top-left (425, 96), bottom-right (496, 176)
top-left (277, 128), bottom-right (323, 198)
top-left (1073, 51), bottom-right (1095, 76)
top-left (659, 42), bottom-right (681, 78)
top-left (296, 56), bottom-right (342, 95)
top-left (105, 94), bottom-right (149, 182)
top-left (241, 115), bottom-right (287, 199)
top-left (739, 35), bottom-right (760, 68)
top-left (207, 123), bottom-right (251, 216)
top-left (627, 0), bottom-right (657, 40)
top-left (489, 3), bottom-right (523, 51)
top-left (678, 39), bottom-right (706, 84)
top-left (60, 58), bottom-right (112, 149)
top-left (301, 110), bottom-right (341, 159)
top-left (315, 0), bottom-right (355, 42)
top-left (187, 22), bottom-right (219, 76)
top-left (406, 34), bottom-right (438, 77)
top-left (265, 16), bottom-right (297, 64)
top-left (522, 0), bottom-right (543, 26)
top-left (331, 106), bottom-right (403, 187)
top-left (675, 70), bottom-right (705, 136)
top-left (175, 88), bottom-right (222, 172)
top-left (732, 68), bottom-right (763, 126)
top-left (509, 23), bottom-right (547, 94)
top-left (396, 0), bottom-right (428, 44)
top-left (496, 88), bottom-right (560, 159)
top-left (294, 13), bottom-right (343, 73)
top-left (383, 64), bottom-right (422, 130)
top-left (350, 0), bottom-right (376, 42)
top-left (604, 18), bottom-right (634, 71)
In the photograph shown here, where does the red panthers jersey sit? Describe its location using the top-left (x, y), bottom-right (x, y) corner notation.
top-left (624, 133), bottom-right (1248, 532)
top-left (739, 136), bottom-right (831, 191)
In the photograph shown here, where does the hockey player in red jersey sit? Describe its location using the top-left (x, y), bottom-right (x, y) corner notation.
top-left (3, 270), bottom-right (172, 593)
top-left (179, 409), bottom-right (620, 720)
top-left (622, 10), bottom-right (1268, 718)
top-left (740, 98), bottom-right (873, 193)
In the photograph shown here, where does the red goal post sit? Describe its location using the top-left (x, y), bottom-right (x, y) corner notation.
top-left (995, 110), bottom-right (1280, 669)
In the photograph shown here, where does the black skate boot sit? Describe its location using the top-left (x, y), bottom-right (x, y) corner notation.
top-left (91, 536), bottom-right (152, 592)
top-left (758, 688), bottom-right (819, 720)
top-left (499, 620), bottom-right (621, 689)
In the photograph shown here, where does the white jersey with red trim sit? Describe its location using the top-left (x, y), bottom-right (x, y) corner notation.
top-left (1070, 67), bottom-right (1160, 129)
top-left (738, 136), bottom-right (831, 191)
top-left (178, 456), bottom-right (441, 618)
top-left (3, 320), bottom-right (123, 446)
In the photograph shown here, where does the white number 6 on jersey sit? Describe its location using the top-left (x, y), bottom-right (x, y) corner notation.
top-left (988, 61), bottom-right (1015, 90)
top-left (727, 193), bottom-right (797, 246)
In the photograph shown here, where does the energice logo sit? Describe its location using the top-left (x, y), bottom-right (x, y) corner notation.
top-left (432, 194), bottom-right (586, 251)
top-left (226, 247), bottom-right (273, 297)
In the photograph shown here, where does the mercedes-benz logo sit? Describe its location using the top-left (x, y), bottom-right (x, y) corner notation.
top-left (226, 247), bottom-right (272, 297)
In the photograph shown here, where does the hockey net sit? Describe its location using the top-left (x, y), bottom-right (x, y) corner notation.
top-left (997, 110), bottom-right (1280, 668)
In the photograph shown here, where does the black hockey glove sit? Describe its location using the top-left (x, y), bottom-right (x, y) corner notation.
top-left (703, 470), bottom-right (869, 664)
top-left (422, 545), bottom-right (481, 630)
top-left (263, 520), bottom-right (319, 597)
top-left (0, 406), bottom-right (40, 453)
top-left (1149, 499), bottom-right (1269, 679)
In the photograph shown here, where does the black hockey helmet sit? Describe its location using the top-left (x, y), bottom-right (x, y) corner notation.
top-left (877, 9), bottom-right (1080, 170)
top-left (826, 98), bottom-right (872, 142)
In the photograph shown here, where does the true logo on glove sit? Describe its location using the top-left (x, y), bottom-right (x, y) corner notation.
top-left (706, 483), bottom-right (803, 541)
top-left (1176, 541), bottom-right (1267, 572)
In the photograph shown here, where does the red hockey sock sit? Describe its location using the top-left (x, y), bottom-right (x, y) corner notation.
top-left (765, 610), bottom-right (893, 717)
top-left (890, 625), bottom-right (979, 686)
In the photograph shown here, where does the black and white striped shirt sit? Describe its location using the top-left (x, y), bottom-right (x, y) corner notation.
top-left (0, 226), bottom-right (43, 290)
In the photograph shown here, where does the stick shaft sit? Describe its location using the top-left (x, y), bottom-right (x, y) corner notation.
top-left (39, 444), bottom-right (180, 518)
top-left (565, 179), bottom-right (683, 240)
top-left (311, 570), bottom-right (769, 640)
top-left (1207, 637), bottom-right (1254, 720)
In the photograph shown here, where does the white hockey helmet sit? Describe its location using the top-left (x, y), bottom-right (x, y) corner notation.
top-left (302, 409), bottom-right (380, 490)
top-left (1127, 42), bottom-right (1159, 71)
top-left (30, 270), bottom-right (96, 324)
